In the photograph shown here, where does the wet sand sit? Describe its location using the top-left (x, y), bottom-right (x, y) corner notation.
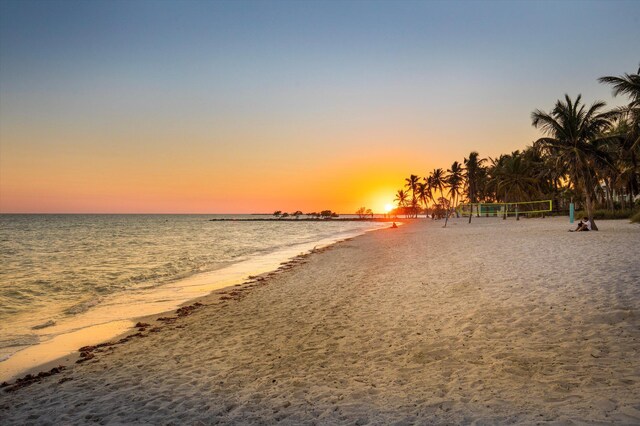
top-left (1, 217), bottom-right (639, 424)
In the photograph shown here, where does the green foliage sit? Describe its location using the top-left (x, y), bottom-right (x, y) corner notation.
top-left (631, 210), bottom-right (640, 223)
top-left (576, 209), bottom-right (635, 220)
top-left (386, 66), bottom-right (639, 227)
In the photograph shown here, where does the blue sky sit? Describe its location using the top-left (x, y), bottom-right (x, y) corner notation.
top-left (1, 0), bottom-right (639, 212)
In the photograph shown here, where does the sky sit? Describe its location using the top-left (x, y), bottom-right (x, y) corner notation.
top-left (1, 0), bottom-right (639, 214)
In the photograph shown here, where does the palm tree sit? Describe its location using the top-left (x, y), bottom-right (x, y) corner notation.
top-left (463, 151), bottom-right (486, 223)
top-left (598, 68), bottom-right (640, 109)
top-left (428, 169), bottom-right (447, 221)
top-left (492, 153), bottom-right (540, 219)
top-left (599, 67), bottom-right (640, 205)
top-left (429, 168), bottom-right (446, 207)
top-left (404, 174), bottom-right (420, 218)
top-left (531, 94), bottom-right (616, 230)
top-left (446, 161), bottom-right (464, 212)
top-left (416, 182), bottom-right (429, 218)
top-left (442, 161), bottom-right (463, 227)
top-left (394, 189), bottom-right (409, 218)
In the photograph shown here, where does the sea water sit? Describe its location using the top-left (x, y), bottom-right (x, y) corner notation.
top-left (0, 214), bottom-right (385, 379)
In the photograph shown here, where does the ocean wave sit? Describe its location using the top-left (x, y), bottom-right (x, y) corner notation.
top-left (32, 320), bottom-right (56, 330)
top-left (0, 334), bottom-right (39, 348)
top-left (64, 298), bottom-right (101, 315)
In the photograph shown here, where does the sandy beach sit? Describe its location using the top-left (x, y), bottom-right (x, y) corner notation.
top-left (1, 217), bottom-right (639, 424)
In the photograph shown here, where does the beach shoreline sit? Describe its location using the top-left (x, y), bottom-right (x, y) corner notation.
top-left (0, 222), bottom-right (389, 384)
top-left (1, 217), bottom-right (639, 424)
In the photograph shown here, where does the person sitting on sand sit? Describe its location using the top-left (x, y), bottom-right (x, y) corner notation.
top-left (573, 216), bottom-right (591, 232)
top-left (391, 222), bottom-right (398, 228)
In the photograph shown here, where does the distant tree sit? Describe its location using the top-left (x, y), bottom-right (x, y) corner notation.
top-left (489, 152), bottom-right (540, 219)
top-left (331, 212), bottom-right (339, 218)
top-left (281, 212), bottom-right (290, 218)
top-left (365, 208), bottom-right (374, 218)
top-left (446, 161), bottom-right (464, 212)
top-left (306, 212), bottom-right (317, 219)
top-left (429, 168), bottom-right (446, 210)
top-left (292, 210), bottom-right (303, 219)
top-left (416, 181), bottom-right (430, 218)
top-left (394, 189), bottom-right (409, 217)
top-left (320, 210), bottom-right (333, 219)
top-left (355, 207), bottom-right (367, 219)
top-left (463, 151), bottom-right (487, 223)
top-left (273, 210), bottom-right (282, 218)
top-left (443, 161), bottom-right (464, 227)
top-left (404, 174), bottom-right (420, 218)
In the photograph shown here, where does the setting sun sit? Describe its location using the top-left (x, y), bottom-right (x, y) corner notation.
top-left (384, 203), bottom-right (394, 213)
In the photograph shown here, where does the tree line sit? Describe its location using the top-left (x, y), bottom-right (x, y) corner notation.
top-left (273, 210), bottom-right (339, 219)
top-left (392, 66), bottom-right (640, 230)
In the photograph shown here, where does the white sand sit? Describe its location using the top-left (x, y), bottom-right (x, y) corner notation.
top-left (1, 217), bottom-right (639, 424)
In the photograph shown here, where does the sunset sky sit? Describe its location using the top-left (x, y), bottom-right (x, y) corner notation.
top-left (1, 0), bottom-right (638, 213)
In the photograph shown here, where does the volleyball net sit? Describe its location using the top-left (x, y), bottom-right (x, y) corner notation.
top-left (457, 200), bottom-right (553, 217)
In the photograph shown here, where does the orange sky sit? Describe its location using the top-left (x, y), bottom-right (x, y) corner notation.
top-left (1, 1), bottom-right (635, 214)
top-left (0, 125), bottom-right (536, 213)
top-left (0, 113), bottom-right (537, 213)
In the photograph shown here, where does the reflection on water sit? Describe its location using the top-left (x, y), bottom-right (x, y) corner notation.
top-left (0, 214), bottom-right (385, 380)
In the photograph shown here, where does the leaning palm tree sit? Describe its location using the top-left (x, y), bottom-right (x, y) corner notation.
top-left (531, 94), bottom-right (616, 230)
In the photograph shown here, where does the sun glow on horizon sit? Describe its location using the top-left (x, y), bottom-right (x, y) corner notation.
top-left (384, 203), bottom-right (394, 213)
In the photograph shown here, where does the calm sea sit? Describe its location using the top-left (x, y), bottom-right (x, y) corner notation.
top-left (0, 214), bottom-right (385, 368)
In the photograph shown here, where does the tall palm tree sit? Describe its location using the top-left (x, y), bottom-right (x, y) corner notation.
top-left (446, 161), bottom-right (464, 212)
top-left (423, 176), bottom-right (435, 205)
top-left (442, 161), bottom-right (464, 227)
top-left (428, 168), bottom-right (447, 221)
top-left (404, 174), bottom-right (420, 218)
top-left (429, 168), bottom-right (446, 207)
top-left (531, 94), bottom-right (616, 230)
top-left (463, 151), bottom-right (486, 223)
top-left (416, 182), bottom-right (429, 218)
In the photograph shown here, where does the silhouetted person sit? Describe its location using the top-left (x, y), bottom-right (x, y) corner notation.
top-left (572, 216), bottom-right (591, 232)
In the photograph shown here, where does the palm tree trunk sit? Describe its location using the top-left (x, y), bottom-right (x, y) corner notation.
top-left (605, 178), bottom-right (614, 211)
top-left (580, 166), bottom-right (598, 231)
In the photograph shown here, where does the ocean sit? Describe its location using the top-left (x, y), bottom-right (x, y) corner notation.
top-left (0, 214), bottom-right (385, 377)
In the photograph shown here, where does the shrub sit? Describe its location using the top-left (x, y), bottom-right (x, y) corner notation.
top-left (575, 209), bottom-right (635, 220)
top-left (631, 210), bottom-right (640, 223)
